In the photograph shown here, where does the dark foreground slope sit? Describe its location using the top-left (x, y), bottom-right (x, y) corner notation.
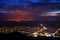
top-left (0, 32), bottom-right (60, 40)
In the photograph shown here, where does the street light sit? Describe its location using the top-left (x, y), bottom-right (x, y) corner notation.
top-left (33, 33), bottom-right (38, 37)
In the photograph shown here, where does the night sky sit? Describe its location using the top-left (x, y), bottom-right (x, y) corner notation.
top-left (0, 0), bottom-right (60, 21)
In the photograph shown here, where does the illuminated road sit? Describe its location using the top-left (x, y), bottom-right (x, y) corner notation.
top-left (0, 24), bottom-right (60, 37)
top-left (0, 27), bottom-right (60, 37)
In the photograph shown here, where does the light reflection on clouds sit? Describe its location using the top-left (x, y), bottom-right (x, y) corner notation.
top-left (40, 11), bottom-right (60, 16)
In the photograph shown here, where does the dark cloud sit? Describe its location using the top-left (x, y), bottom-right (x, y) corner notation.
top-left (0, 0), bottom-right (60, 21)
top-left (0, 9), bottom-right (60, 21)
